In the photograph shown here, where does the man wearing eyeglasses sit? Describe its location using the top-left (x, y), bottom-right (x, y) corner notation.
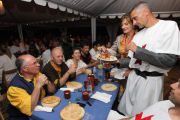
top-left (6, 54), bottom-right (56, 120)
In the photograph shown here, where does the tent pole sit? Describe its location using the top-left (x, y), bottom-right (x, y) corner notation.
top-left (91, 17), bottom-right (96, 47)
top-left (17, 24), bottom-right (24, 43)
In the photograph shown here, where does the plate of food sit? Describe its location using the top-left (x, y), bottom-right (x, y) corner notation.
top-left (41, 96), bottom-right (61, 108)
top-left (96, 53), bottom-right (117, 61)
top-left (60, 103), bottom-right (85, 120)
top-left (66, 81), bottom-right (83, 90)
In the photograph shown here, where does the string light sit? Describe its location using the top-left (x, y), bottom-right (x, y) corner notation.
top-left (0, 0), bottom-right (5, 15)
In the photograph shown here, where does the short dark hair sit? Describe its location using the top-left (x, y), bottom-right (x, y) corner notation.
top-left (92, 41), bottom-right (99, 48)
top-left (42, 42), bottom-right (49, 49)
top-left (129, 1), bottom-right (151, 14)
top-left (81, 43), bottom-right (89, 48)
top-left (71, 48), bottom-right (80, 56)
top-left (15, 58), bottom-right (25, 73)
top-left (0, 44), bottom-right (6, 53)
top-left (105, 41), bottom-right (110, 46)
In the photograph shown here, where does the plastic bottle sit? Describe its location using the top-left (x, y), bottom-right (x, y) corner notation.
top-left (87, 77), bottom-right (92, 96)
top-left (98, 60), bottom-right (103, 82)
top-left (93, 67), bottom-right (96, 78)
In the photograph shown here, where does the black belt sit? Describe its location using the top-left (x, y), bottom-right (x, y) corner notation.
top-left (134, 69), bottom-right (164, 79)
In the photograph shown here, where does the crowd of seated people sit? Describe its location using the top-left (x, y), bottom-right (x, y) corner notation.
top-left (0, 35), bottom-right (115, 119)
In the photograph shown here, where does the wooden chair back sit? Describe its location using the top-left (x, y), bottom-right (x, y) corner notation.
top-left (1, 69), bottom-right (17, 95)
top-left (0, 93), bottom-right (8, 120)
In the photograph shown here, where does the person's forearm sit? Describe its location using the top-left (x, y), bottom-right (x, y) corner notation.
top-left (46, 82), bottom-right (56, 94)
top-left (31, 86), bottom-right (41, 112)
top-left (120, 117), bottom-right (133, 120)
top-left (70, 72), bottom-right (76, 78)
top-left (134, 47), bottom-right (179, 68)
top-left (90, 59), bottom-right (96, 63)
top-left (106, 49), bottom-right (111, 55)
top-left (59, 72), bottom-right (70, 87)
top-left (87, 60), bottom-right (98, 68)
top-left (76, 69), bottom-right (82, 76)
top-left (118, 57), bottom-right (131, 68)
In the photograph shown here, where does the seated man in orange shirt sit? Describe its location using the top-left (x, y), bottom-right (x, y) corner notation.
top-left (7, 54), bottom-right (56, 120)
top-left (42, 48), bottom-right (77, 89)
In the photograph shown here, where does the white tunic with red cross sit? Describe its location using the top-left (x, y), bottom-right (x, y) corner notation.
top-left (131, 100), bottom-right (174, 120)
top-left (118, 20), bottom-right (180, 117)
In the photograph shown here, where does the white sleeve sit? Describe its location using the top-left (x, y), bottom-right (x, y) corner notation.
top-left (42, 52), bottom-right (50, 68)
top-left (79, 60), bottom-right (87, 68)
top-left (36, 45), bottom-right (40, 51)
top-left (155, 21), bottom-right (180, 55)
top-left (65, 60), bottom-right (71, 67)
top-left (20, 46), bottom-right (25, 52)
top-left (90, 49), bottom-right (97, 60)
top-left (107, 48), bottom-right (117, 57)
top-left (0, 57), bottom-right (4, 69)
top-left (10, 47), bottom-right (15, 54)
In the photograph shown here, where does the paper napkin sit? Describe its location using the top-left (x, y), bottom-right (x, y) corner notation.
top-left (91, 91), bottom-right (112, 103)
top-left (34, 105), bottom-right (53, 112)
top-left (60, 88), bottom-right (75, 92)
top-left (114, 68), bottom-right (128, 79)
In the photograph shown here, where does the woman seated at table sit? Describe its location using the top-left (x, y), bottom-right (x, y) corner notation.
top-left (66, 48), bottom-right (88, 76)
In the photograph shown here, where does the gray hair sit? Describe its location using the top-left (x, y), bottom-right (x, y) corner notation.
top-left (129, 1), bottom-right (151, 14)
top-left (15, 58), bottom-right (25, 74)
top-left (53, 39), bottom-right (60, 46)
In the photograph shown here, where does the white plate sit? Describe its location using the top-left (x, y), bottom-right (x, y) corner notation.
top-left (96, 54), bottom-right (117, 61)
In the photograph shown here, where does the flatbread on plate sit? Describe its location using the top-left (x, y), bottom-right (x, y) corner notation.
top-left (41, 96), bottom-right (61, 108)
top-left (66, 81), bottom-right (83, 89)
top-left (60, 103), bottom-right (85, 120)
top-left (101, 83), bottom-right (117, 91)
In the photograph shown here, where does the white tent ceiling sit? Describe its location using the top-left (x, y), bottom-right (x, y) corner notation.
top-left (1, 0), bottom-right (180, 27)
top-left (1, 0), bottom-right (180, 43)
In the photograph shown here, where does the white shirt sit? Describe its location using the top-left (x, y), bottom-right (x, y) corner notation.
top-left (129, 20), bottom-right (180, 73)
top-left (65, 59), bottom-right (87, 72)
top-left (107, 48), bottom-right (117, 57)
top-left (42, 49), bottom-right (51, 68)
top-left (131, 100), bottom-right (174, 120)
top-left (10, 45), bottom-right (25, 55)
top-left (89, 48), bottom-right (100, 60)
top-left (0, 54), bottom-right (17, 83)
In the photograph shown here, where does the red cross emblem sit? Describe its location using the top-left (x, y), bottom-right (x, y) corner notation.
top-left (134, 44), bottom-right (147, 65)
top-left (135, 112), bottom-right (154, 120)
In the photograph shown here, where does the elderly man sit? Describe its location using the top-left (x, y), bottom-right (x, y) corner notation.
top-left (6, 54), bottom-right (56, 120)
top-left (99, 2), bottom-right (180, 117)
top-left (42, 48), bottom-right (77, 89)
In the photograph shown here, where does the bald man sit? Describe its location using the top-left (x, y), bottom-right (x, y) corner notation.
top-left (6, 54), bottom-right (56, 120)
top-left (42, 48), bottom-right (77, 89)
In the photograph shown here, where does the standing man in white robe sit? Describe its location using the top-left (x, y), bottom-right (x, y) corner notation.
top-left (118, 2), bottom-right (180, 117)
top-left (102, 2), bottom-right (180, 117)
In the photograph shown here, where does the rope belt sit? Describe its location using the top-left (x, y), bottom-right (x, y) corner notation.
top-left (134, 69), bottom-right (164, 79)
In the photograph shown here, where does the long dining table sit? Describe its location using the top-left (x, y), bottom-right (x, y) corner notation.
top-left (29, 68), bottom-right (121, 120)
